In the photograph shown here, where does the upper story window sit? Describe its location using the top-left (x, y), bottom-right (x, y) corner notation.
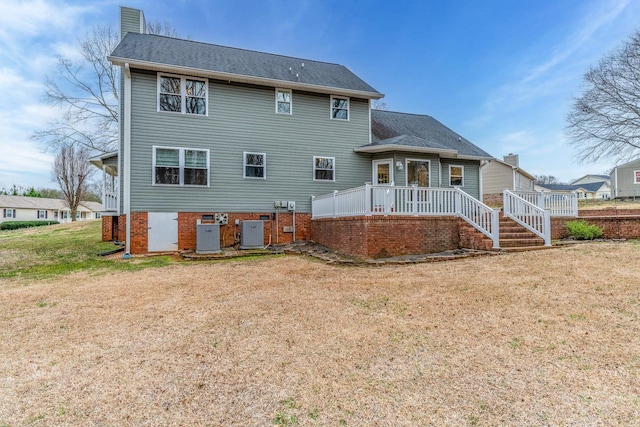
top-left (330, 96), bottom-right (349, 120)
top-left (153, 146), bottom-right (209, 186)
top-left (276, 89), bottom-right (292, 114)
top-left (37, 210), bottom-right (48, 219)
top-left (244, 152), bottom-right (266, 179)
top-left (158, 73), bottom-right (207, 115)
top-left (634, 170), bottom-right (640, 184)
top-left (313, 156), bottom-right (335, 181)
top-left (3, 208), bottom-right (15, 218)
top-left (449, 165), bottom-right (464, 187)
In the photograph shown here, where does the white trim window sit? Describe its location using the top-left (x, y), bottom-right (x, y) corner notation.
top-left (37, 210), bottom-right (48, 219)
top-left (634, 170), bottom-right (640, 184)
top-left (244, 152), bottom-right (266, 179)
top-left (313, 156), bottom-right (335, 181)
top-left (330, 96), bottom-right (349, 120)
top-left (449, 165), bottom-right (464, 187)
top-left (276, 89), bottom-right (292, 114)
top-left (406, 159), bottom-right (430, 187)
top-left (158, 73), bottom-right (207, 115)
top-left (2, 208), bottom-right (15, 218)
top-left (153, 146), bottom-right (210, 186)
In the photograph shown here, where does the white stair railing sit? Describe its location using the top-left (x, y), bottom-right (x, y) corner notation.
top-left (504, 190), bottom-right (551, 246)
top-left (455, 188), bottom-right (500, 249)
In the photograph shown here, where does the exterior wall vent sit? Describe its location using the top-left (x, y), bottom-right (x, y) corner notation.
top-left (196, 223), bottom-right (221, 254)
top-left (240, 220), bottom-right (264, 249)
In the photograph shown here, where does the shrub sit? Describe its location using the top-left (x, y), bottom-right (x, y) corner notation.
top-left (566, 220), bottom-right (603, 240)
top-left (0, 221), bottom-right (59, 231)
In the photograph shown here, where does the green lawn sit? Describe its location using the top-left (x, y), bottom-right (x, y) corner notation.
top-left (0, 220), bottom-right (173, 280)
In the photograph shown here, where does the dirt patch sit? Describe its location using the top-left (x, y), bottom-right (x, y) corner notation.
top-left (1, 242), bottom-right (639, 425)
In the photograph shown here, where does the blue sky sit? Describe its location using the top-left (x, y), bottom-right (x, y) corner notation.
top-left (1, 0), bottom-right (639, 191)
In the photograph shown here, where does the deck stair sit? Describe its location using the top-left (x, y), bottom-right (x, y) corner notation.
top-left (498, 215), bottom-right (547, 251)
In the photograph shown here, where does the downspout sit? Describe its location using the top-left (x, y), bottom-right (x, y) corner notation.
top-left (123, 63), bottom-right (132, 258)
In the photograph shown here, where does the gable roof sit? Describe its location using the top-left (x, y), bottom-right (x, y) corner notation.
top-left (0, 195), bottom-right (101, 212)
top-left (109, 33), bottom-right (382, 99)
top-left (355, 110), bottom-right (492, 160)
top-left (611, 158), bottom-right (640, 170)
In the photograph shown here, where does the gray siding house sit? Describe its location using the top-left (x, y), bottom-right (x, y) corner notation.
top-left (611, 158), bottom-right (640, 199)
top-left (99, 6), bottom-right (493, 255)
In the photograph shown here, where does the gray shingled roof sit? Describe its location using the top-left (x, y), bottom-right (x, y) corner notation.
top-left (109, 33), bottom-right (381, 97)
top-left (537, 182), bottom-right (606, 192)
top-left (0, 195), bottom-right (101, 211)
top-left (362, 110), bottom-right (492, 159)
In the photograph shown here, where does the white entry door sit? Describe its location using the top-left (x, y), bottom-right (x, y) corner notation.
top-left (372, 159), bottom-right (394, 212)
top-left (148, 212), bottom-right (178, 252)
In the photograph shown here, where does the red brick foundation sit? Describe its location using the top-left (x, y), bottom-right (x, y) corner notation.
top-left (106, 211), bottom-right (311, 254)
top-left (311, 216), bottom-right (467, 259)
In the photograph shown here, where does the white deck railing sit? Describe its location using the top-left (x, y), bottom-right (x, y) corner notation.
top-left (312, 184), bottom-right (499, 248)
top-left (503, 190), bottom-right (551, 246)
top-left (104, 191), bottom-right (118, 212)
top-left (513, 191), bottom-right (578, 217)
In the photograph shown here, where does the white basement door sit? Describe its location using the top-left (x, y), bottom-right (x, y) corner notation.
top-left (148, 212), bottom-right (178, 252)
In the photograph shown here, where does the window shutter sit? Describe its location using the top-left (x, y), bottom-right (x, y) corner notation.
top-left (2, 209), bottom-right (5, 218)
top-left (46, 211), bottom-right (48, 219)
top-left (13, 210), bottom-right (16, 219)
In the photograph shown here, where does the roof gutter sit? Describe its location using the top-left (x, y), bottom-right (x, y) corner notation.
top-left (108, 56), bottom-right (384, 100)
top-left (354, 144), bottom-right (492, 161)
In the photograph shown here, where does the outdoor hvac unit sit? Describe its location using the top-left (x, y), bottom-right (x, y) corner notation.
top-left (240, 220), bottom-right (264, 249)
top-left (196, 223), bottom-right (221, 254)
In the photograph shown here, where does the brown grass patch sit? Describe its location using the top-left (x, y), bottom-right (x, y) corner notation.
top-left (1, 243), bottom-right (640, 425)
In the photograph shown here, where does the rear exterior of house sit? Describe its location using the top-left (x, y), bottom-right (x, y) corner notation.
top-left (100, 6), bottom-right (495, 257)
top-left (611, 159), bottom-right (640, 199)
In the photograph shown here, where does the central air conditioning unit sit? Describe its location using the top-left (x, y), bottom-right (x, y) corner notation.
top-left (240, 220), bottom-right (264, 249)
top-left (196, 223), bottom-right (221, 254)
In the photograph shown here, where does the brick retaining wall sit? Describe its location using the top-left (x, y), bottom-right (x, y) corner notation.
top-left (311, 216), bottom-right (492, 259)
top-left (553, 212), bottom-right (640, 240)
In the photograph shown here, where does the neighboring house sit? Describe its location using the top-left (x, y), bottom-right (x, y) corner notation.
top-left (535, 182), bottom-right (610, 199)
top-left (97, 7), bottom-right (493, 255)
top-left (481, 153), bottom-right (535, 205)
top-left (0, 195), bottom-right (101, 224)
top-left (571, 174), bottom-right (610, 186)
top-left (611, 158), bottom-right (640, 199)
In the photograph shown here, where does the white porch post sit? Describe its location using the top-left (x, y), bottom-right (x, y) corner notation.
top-left (364, 183), bottom-right (372, 216)
top-left (123, 63), bottom-right (132, 258)
top-left (543, 208), bottom-right (551, 246)
top-left (412, 184), bottom-right (418, 216)
top-left (332, 190), bottom-right (338, 218)
top-left (491, 208), bottom-right (500, 249)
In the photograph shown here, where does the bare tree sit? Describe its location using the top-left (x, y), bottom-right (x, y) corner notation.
top-left (567, 30), bottom-right (640, 163)
top-left (372, 100), bottom-right (389, 111)
top-left (535, 175), bottom-right (564, 185)
top-left (33, 22), bottom-right (180, 154)
top-left (52, 144), bottom-right (94, 221)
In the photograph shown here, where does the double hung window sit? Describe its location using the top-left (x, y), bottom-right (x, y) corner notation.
top-left (158, 74), bottom-right (207, 115)
top-left (449, 165), bottom-right (464, 187)
top-left (153, 146), bottom-right (209, 186)
top-left (276, 89), bottom-right (292, 114)
top-left (2, 208), bottom-right (15, 218)
top-left (37, 210), bottom-right (48, 219)
top-left (313, 156), bottom-right (335, 181)
top-left (244, 152), bottom-right (266, 179)
top-left (330, 96), bottom-right (349, 120)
